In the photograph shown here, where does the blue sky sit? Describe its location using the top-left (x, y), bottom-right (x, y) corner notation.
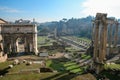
top-left (0, 0), bottom-right (119, 22)
top-left (0, 0), bottom-right (85, 22)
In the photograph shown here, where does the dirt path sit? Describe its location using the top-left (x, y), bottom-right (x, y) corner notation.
top-left (48, 52), bottom-right (64, 59)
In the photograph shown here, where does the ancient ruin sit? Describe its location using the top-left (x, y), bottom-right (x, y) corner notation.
top-left (0, 19), bottom-right (8, 62)
top-left (92, 13), bottom-right (119, 73)
top-left (0, 19), bottom-right (38, 56)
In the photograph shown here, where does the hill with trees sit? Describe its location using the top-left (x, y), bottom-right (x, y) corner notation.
top-left (37, 16), bottom-right (94, 39)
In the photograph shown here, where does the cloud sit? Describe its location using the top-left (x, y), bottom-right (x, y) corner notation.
top-left (81, 0), bottom-right (120, 18)
top-left (0, 6), bottom-right (21, 13)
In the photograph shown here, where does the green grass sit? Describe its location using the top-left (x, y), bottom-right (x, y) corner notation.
top-left (62, 36), bottom-right (91, 44)
top-left (81, 54), bottom-right (91, 59)
top-left (100, 71), bottom-right (120, 80)
top-left (65, 47), bottom-right (81, 52)
top-left (0, 61), bottom-right (12, 70)
top-left (47, 59), bottom-right (66, 72)
top-left (46, 59), bottom-right (85, 74)
top-left (104, 64), bottom-right (120, 70)
top-left (63, 61), bottom-right (84, 74)
top-left (0, 61), bottom-right (42, 74)
top-left (66, 65), bottom-right (80, 70)
top-left (9, 63), bottom-right (41, 73)
top-left (0, 57), bottom-right (91, 80)
top-left (46, 60), bottom-right (52, 67)
top-left (0, 73), bottom-right (57, 80)
top-left (37, 36), bottom-right (48, 45)
top-left (0, 60), bottom-right (53, 80)
top-left (37, 36), bottom-right (56, 47)
top-left (70, 68), bottom-right (83, 73)
top-left (78, 37), bottom-right (91, 43)
top-left (64, 62), bottom-right (76, 67)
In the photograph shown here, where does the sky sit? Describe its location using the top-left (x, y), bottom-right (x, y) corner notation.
top-left (0, 0), bottom-right (120, 23)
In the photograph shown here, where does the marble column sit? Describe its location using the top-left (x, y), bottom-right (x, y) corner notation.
top-left (33, 25), bottom-right (38, 55)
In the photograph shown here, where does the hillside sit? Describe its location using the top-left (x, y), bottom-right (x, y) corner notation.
top-left (37, 16), bottom-right (94, 39)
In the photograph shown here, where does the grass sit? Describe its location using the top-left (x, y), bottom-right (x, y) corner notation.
top-left (0, 55), bottom-right (92, 80)
top-left (0, 60), bottom-right (56, 80)
top-left (9, 63), bottom-right (41, 73)
top-left (0, 60), bottom-right (42, 74)
top-left (0, 73), bottom-right (57, 80)
top-left (46, 60), bottom-right (52, 67)
top-left (63, 61), bottom-right (85, 74)
top-left (0, 61), bottom-right (12, 70)
top-left (66, 65), bottom-right (80, 70)
top-left (37, 36), bottom-right (55, 47)
top-left (64, 62), bottom-right (76, 67)
top-left (62, 36), bottom-right (91, 44)
top-left (81, 54), bottom-right (91, 59)
top-left (104, 63), bottom-right (120, 70)
top-left (100, 71), bottom-right (120, 80)
top-left (78, 37), bottom-right (91, 43)
top-left (65, 47), bottom-right (81, 52)
top-left (37, 36), bottom-right (48, 42)
top-left (70, 68), bottom-right (83, 73)
top-left (46, 59), bottom-right (85, 74)
top-left (46, 59), bottom-right (66, 72)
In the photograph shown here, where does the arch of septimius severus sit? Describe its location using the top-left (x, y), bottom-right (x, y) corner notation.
top-left (0, 18), bottom-right (38, 55)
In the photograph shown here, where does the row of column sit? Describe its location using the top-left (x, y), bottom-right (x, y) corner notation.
top-left (108, 22), bottom-right (119, 55)
top-left (92, 13), bottom-right (119, 74)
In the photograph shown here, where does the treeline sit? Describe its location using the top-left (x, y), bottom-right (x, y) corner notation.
top-left (37, 16), bottom-right (94, 39)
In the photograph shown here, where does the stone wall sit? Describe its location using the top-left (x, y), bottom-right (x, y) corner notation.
top-left (0, 52), bottom-right (7, 63)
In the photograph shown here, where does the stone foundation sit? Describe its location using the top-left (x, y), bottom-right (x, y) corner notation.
top-left (0, 52), bottom-right (7, 63)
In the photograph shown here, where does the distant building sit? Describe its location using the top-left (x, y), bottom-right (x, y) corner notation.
top-left (15, 19), bottom-right (31, 24)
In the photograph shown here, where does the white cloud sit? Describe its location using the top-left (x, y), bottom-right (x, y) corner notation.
top-left (81, 0), bottom-right (120, 18)
top-left (0, 6), bottom-right (21, 13)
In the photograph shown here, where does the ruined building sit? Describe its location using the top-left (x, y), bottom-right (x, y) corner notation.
top-left (0, 18), bottom-right (38, 56)
top-left (92, 13), bottom-right (119, 73)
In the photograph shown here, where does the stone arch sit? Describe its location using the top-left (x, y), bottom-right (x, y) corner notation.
top-left (16, 36), bottom-right (25, 53)
top-left (0, 24), bottom-right (38, 55)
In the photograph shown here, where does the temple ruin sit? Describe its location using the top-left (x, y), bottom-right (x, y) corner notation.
top-left (92, 13), bottom-right (119, 73)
